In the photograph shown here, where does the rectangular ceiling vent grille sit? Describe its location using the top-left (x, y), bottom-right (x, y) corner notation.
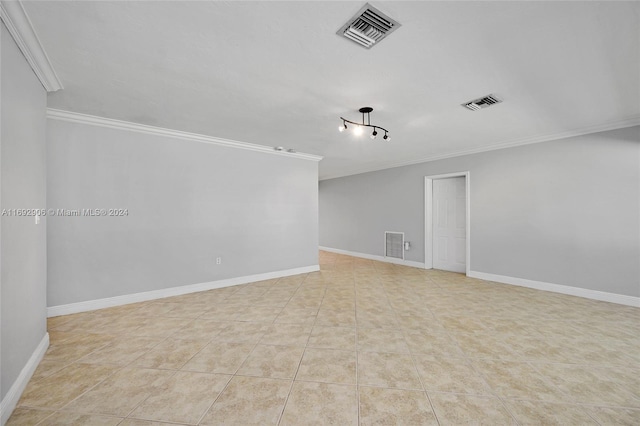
top-left (463, 94), bottom-right (502, 111)
top-left (337, 3), bottom-right (400, 49)
top-left (385, 231), bottom-right (404, 260)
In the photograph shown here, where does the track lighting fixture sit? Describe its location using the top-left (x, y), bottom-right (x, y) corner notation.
top-left (339, 107), bottom-right (390, 141)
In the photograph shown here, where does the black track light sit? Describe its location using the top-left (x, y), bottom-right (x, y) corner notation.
top-left (339, 107), bottom-right (390, 141)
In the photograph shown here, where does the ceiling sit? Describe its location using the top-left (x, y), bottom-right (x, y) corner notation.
top-left (23, 1), bottom-right (640, 180)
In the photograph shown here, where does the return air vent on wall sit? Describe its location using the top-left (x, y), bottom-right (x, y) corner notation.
top-left (385, 231), bottom-right (404, 260)
top-left (337, 3), bottom-right (400, 49)
top-left (462, 94), bottom-right (502, 111)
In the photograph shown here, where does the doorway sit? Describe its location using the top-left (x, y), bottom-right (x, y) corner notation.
top-left (424, 172), bottom-right (470, 274)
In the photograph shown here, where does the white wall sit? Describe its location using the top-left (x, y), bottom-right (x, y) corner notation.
top-left (0, 21), bottom-right (47, 410)
top-left (320, 126), bottom-right (640, 299)
top-left (46, 118), bottom-right (319, 308)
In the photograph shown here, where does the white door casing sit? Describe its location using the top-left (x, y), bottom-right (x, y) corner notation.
top-left (425, 172), bottom-right (470, 274)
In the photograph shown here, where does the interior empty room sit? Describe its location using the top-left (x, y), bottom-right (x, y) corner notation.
top-left (1, 1), bottom-right (638, 425)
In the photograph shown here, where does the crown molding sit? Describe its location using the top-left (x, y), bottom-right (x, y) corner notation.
top-left (0, 0), bottom-right (62, 92)
top-left (320, 115), bottom-right (640, 180)
top-left (46, 108), bottom-right (323, 162)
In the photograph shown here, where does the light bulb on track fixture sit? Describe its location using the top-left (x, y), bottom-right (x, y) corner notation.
top-left (338, 107), bottom-right (390, 141)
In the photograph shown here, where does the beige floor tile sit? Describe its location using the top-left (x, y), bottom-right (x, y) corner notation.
top-left (127, 317), bottom-right (194, 338)
top-left (357, 352), bottom-right (422, 390)
top-left (118, 419), bottom-right (189, 426)
top-left (357, 328), bottom-right (410, 354)
top-left (129, 371), bottom-right (230, 424)
top-left (170, 319), bottom-right (230, 341)
top-left (356, 313), bottom-right (400, 329)
top-left (43, 334), bottom-right (115, 363)
top-left (315, 309), bottom-right (356, 327)
top-left (131, 338), bottom-right (208, 369)
top-left (472, 360), bottom-right (569, 402)
top-left (359, 386), bottom-right (438, 425)
top-left (307, 326), bottom-right (356, 350)
top-left (274, 307), bottom-right (318, 325)
top-left (200, 305), bottom-right (245, 321)
top-left (403, 330), bottom-right (465, 358)
top-left (428, 392), bottom-right (516, 425)
top-left (181, 341), bottom-right (254, 374)
top-left (587, 406), bottom-right (640, 425)
top-left (5, 408), bottom-right (53, 425)
top-left (215, 322), bottom-right (268, 343)
top-left (280, 381), bottom-right (357, 426)
top-left (78, 337), bottom-right (162, 365)
top-left (18, 363), bottom-right (118, 409)
top-left (296, 348), bottom-right (356, 384)
top-left (453, 332), bottom-right (522, 360)
top-left (237, 344), bottom-right (305, 379)
top-left (259, 324), bottom-right (312, 346)
top-left (12, 252), bottom-right (640, 424)
top-left (29, 360), bottom-right (69, 382)
top-left (413, 354), bottom-right (492, 395)
top-left (200, 376), bottom-right (291, 425)
top-left (164, 303), bottom-right (210, 318)
top-left (234, 306), bottom-right (283, 322)
top-left (503, 400), bottom-right (598, 425)
top-left (33, 412), bottom-right (122, 425)
top-left (533, 363), bottom-right (640, 407)
top-left (62, 367), bottom-right (172, 416)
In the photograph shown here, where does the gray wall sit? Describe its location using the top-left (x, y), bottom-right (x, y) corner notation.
top-left (47, 119), bottom-right (319, 307)
top-left (320, 126), bottom-right (640, 297)
top-left (0, 23), bottom-right (48, 400)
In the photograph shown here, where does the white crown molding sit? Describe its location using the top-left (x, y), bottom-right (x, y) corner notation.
top-left (0, 0), bottom-right (62, 92)
top-left (319, 246), bottom-right (425, 269)
top-left (468, 270), bottom-right (639, 308)
top-left (46, 108), bottom-right (323, 162)
top-left (0, 333), bottom-right (49, 424)
top-left (47, 264), bottom-right (320, 317)
top-left (320, 115), bottom-right (640, 180)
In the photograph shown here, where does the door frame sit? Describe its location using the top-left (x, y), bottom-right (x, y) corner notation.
top-left (424, 171), bottom-right (470, 275)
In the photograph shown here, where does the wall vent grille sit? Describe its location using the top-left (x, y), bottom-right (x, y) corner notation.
top-left (337, 3), bottom-right (400, 49)
top-left (462, 94), bottom-right (502, 111)
top-left (385, 231), bottom-right (404, 260)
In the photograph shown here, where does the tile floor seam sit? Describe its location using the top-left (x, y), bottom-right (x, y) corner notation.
top-left (383, 277), bottom-right (442, 426)
top-left (192, 373), bottom-right (234, 425)
top-left (352, 273), bottom-right (362, 426)
top-left (43, 363), bottom-right (126, 414)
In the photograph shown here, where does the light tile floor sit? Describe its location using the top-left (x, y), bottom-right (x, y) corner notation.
top-left (9, 251), bottom-right (640, 425)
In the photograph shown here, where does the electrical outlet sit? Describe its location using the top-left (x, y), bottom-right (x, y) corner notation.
top-left (216, 257), bottom-right (222, 265)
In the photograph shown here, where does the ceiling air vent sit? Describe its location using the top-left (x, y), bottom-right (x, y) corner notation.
top-left (337, 3), bottom-right (400, 49)
top-left (462, 94), bottom-right (502, 111)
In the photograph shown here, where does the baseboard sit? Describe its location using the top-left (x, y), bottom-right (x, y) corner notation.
top-left (0, 333), bottom-right (50, 425)
top-left (319, 246), bottom-right (425, 269)
top-left (47, 265), bottom-right (320, 317)
top-left (468, 271), bottom-right (639, 308)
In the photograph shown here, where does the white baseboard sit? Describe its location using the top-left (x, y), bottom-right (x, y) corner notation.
top-left (0, 333), bottom-right (49, 425)
top-left (468, 271), bottom-right (640, 308)
top-left (47, 265), bottom-right (320, 317)
top-left (319, 246), bottom-right (425, 269)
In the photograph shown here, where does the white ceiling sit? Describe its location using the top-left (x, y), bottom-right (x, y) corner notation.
top-left (23, 1), bottom-right (640, 179)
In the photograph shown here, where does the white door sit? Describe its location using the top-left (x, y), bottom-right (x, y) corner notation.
top-left (432, 177), bottom-right (466, 272)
